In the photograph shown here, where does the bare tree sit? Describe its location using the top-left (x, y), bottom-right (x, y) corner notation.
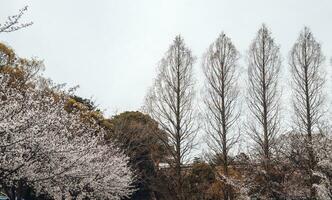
top-left (289, 27), bottom-right (325, 199)
top-left (0, 6), bottom-right (33, 34)
top-left (202, 32), bottom-right (240, 200)
top-left (246, 25), bottom-right (281, 197)
top-left (144, 35), bottom-right (197, 200)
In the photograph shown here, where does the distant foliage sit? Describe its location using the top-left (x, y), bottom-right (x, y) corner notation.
top-left (108, 111), bottom-right (169, 200)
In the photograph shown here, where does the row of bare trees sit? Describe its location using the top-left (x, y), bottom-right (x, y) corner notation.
top-left (144, 25), bottom-right (329, 199)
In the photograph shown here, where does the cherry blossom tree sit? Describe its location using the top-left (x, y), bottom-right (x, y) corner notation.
top-left (0, 45), bottom-right (134, 200)
top-left (277, 129), bottom-right (332, 199)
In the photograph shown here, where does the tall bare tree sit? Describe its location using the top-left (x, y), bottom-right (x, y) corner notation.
top-left (202, 32), bottom-right (240, 200)
top-left (144, 35), bottom-right (197, 200)
top-left (246, 25), bottom-right (281, 197)
top-left (289, 27), bottom-right (325, 199)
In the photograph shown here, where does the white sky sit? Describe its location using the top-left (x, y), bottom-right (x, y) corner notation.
top-left (1, 0), bottom-right (332, 117)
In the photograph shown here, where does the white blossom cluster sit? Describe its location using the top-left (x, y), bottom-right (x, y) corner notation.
top-left (279, 132), bottom-right (332, 199)
top-left (313, 134), bottom-right (332, 200)
top-left (0, 62), bottom-right (134, 199)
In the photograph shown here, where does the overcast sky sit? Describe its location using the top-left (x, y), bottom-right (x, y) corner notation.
top-left (1, 0), bottom-right (331, 117)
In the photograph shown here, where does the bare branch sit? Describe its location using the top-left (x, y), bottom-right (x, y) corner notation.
top-left (0, 6), bottom-right (33, 33)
